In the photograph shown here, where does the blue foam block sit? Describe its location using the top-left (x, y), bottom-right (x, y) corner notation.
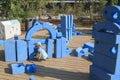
top-left (16, 40), bottom-right (28, 61)
top-left (25, 19), bottom-right (56, 40)
top-left (11, 63), bottom-right (25, 75)
top-left (28, 41), bottom-right (35, 60)
top-left (4, 40), bottom-right (16, 62)
top-left (76, 47), bottom-right (88, 57)
top-left (90, 65), bottom-right (120, 80)
top-left (29, 76), bottom-right (35, 80)
top-left (0, 40), bottom-right (4, 46)
top-left (66, 48), bottom-right (72, 54)
top-left (56, 31), bottom-right (62, 38)
top-left (93, 53), bottom-right (120, 74)
top-left (102, 5), bottom-right (120, 22)
top-left (72, 31), bottom-right (82, 36)
top-left (83, 42), bottom-right (94, 52)
top-left (93, 21), bottom-right (120, 35)
top-left (54, 39), bottom-right (62, 58)
top-left (25, 64), bottom-right (36, 73)
top-left (61, 37), bottom-right (66, 58)
top-left (93, 31), bottom-right (120, 44)
top-left (94, 41), bottom-right (120, 59)
top-left (46, 39), bottom-right (53, 58)
top-left (61, 16), bottom-right (68, 38)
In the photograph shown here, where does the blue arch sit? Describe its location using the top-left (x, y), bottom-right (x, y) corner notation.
top-left (25, 19), bottom-right (56, 40)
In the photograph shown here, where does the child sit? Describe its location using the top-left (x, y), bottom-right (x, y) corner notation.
top-left (34, 42), bottom-right (48, 61)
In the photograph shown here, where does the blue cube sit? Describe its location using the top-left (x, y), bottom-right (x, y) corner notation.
top-left (25, 64), bottom-right (36, 73)
top-left (11, 63), bottom-right (25, 75)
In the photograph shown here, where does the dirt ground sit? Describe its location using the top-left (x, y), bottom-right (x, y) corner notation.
top-left (0, 28), bottom-right (94, 80)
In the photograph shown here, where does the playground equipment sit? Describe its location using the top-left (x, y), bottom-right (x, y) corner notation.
top-left (90, 5), bottom-right (120, 80)
top-left (57, 15), bottom-right (82, 42)
top-left (0, 18), bottom-right (68, 62)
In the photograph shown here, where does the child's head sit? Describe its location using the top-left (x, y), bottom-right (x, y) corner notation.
top-left (35, 42), bottom-right (42, 48)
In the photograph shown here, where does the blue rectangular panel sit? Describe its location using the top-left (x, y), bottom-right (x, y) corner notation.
top-left (16, 40), bottom-right (28, 61)
top-left (4, 40), bottom-right (16, 62)
top-left (61, 37), bottom-right (66, 58)
top-left (93, 53), bottom-right (120, 74)
top-left (94, 41), bottom-right (119, 59)
top-left (61, 16), bottom-right (68, 38)
top-left (90, 65), bottom-right (120, 80)
top-left (46, 39), bottom-right (53, 58)
top-left (93, 31), bottom-right (120, 44)
top-left (54, 39), bottom-right (61, 58)
top-left (28, 40), bottom-right (34, 60)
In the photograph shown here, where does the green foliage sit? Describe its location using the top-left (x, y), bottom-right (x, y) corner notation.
top-left (0, 0), bottom-right (119, 21)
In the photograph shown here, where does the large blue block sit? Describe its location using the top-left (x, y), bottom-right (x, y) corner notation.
top-left (11, 63), bottom-right (25, 75)
top-left (93, 53), bottom-right (120, 74)
top-left (28, 41), bottom-right (34, 60)
top-left (83, 42), bottom-right (94, 52)
top-left (25, 64), bottom-right (36, 73)
top-left (90, 65), bottom-right (120, 80)
top-left (93, 21), bottom-right (120, 35)
top-left (94, 41), bottom-right (120, 59)
top-left (16, 40), bottom-right (28, 61)
top-left (54, 39), bottom-right (61, 58)
top-left (76, 47), bottom-right (88, 57)
top-left (61, 37), bottom-right (66, 58)
top-left (61, 16), bottom-right (68, 38)
top-left (4, 40), bottom-right (16, 62)
top-left (46, 39), bottom-right (53, 58)
top-left (93, 31), bottom-right (120, 44)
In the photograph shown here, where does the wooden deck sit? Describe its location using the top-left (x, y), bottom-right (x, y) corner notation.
top-left (0, 28), bottom-right (93, 80)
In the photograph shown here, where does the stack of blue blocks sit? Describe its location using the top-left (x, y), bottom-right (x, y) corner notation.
top-left (60, 15), bottom-right (73, 41)
top-left (90, 5), bottom-right (120, 80)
